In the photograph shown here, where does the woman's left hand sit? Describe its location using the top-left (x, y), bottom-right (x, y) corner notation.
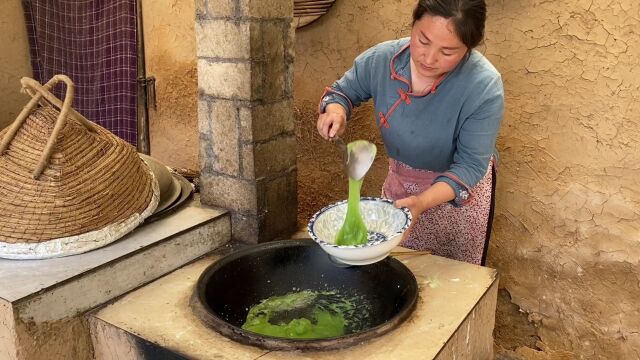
top-left (394, 195), bottom-right (424, 243)
top-left (394, 182), bottom-right (455, 220)
top-left (394, 195), bottom-right (427, 222)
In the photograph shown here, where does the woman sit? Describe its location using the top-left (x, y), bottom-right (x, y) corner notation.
top-left (316, 0), bottom-right (503, 265)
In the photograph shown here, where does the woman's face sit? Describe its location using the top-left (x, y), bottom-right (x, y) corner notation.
top-left (410, 15), bottom-right (468, 80)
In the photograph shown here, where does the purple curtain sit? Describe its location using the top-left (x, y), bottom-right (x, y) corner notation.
top-left (22, 0), bottom-right (138, 145)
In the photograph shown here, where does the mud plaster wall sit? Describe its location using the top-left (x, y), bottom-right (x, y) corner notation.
top-left (0, 1), bottom-right (33, 131)
top-left (294, 0), bottom-right (640, 358)
top-left (142, 0), bottom-right (198, 169)
top-left (1, 300), bottom-right (93, 360)
top-left (0, 1), bottom-right (197, 167)
top-left (14, 316), bottom-right (93, 360)
top-left (0, 300), bottom-right (18, 359)
top-left (487, 1), bottom-right (639, 358)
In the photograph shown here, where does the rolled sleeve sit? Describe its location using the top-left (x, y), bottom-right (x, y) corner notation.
top-left (435, 176), bottom-right (471, 206)
top-left (320, 92), bottom-right (354, 118)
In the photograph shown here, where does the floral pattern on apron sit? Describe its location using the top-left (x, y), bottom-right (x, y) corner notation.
top-left (382, 158), bottom-right (495, 265)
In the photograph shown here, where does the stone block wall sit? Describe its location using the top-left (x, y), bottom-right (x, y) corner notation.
top-left (196, 0), bottom-right (297, 243)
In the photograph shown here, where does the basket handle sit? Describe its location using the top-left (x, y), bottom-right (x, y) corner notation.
top-left (21, 76), bottom-right (96, 132)
top-left (0, 77), bottom-right (56, 155)
top-left (0, 75), bottom-right (97, 179)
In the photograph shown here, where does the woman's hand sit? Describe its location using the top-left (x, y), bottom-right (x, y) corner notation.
top-left (394, 195), bottom-right (428, 221)
top-left (394, 182), bottom-right (456, 220)
top-left (317, 103), bottom-right (347, 140)
top-left (394, 195), bottom-right (425, 243)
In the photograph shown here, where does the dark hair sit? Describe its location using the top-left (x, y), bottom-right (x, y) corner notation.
top-left (412, 0), bottom-right (486, 49)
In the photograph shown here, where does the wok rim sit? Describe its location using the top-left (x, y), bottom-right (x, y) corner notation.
top-left (190, 240), bottom-right (419, 351)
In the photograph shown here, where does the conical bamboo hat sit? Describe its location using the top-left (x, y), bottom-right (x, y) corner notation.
top-left (0, 75), bottom-right (159, 259)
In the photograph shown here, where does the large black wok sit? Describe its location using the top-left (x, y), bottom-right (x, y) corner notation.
top-left (190, 240), bottom-right (418, 351)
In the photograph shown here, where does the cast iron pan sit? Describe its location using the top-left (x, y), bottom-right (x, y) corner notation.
top-left (190, 240), bottom-right (418, 351)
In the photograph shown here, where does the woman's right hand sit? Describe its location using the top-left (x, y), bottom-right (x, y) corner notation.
top-left (317, 103), bottom-right (347, 140)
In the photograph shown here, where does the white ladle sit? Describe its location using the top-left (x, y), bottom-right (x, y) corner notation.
top-left (332, 138), bottom-right (376, 181)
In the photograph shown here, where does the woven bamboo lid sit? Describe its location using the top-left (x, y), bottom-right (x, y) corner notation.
top-left (294, 0), bottom-right (336, 28)
top-left (0, 75), bottom-right (159, 259)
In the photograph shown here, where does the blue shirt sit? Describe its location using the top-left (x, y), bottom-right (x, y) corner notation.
top-left (321, 38), bottom-right (504, 203)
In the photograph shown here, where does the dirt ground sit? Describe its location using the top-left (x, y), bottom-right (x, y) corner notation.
top-left (293, 101), bottom-right (575, 360)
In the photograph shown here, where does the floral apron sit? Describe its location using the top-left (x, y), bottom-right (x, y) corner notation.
top-left (382, 158), bottom-right (496, 265)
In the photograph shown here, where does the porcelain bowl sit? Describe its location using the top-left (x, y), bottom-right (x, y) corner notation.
top-left (307, 197), bottom-right (412, 265)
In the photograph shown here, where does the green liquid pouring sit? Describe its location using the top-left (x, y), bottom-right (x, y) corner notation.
top-left (335, 177), bottom-right (368, 245)
top-left (335, 140), bottom-right (375, 246)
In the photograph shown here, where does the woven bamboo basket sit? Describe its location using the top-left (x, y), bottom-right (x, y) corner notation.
top-left (0, 75), bottom-right (159, 259)
top-left (294, 0), bottom-right (336, 28)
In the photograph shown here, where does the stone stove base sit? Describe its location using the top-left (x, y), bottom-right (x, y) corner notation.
top-left (0, 196), bottom-right (230, 360)
top-left (89, 246), bottom-right (499, 360)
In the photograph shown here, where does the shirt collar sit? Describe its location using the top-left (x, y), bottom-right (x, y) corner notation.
top-left (389, 40), bottom-right (471, 93)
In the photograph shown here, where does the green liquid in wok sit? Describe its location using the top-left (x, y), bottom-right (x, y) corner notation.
top-left (241, 290), bottom-right (370, 339)
top-left (335, 177), bottom-right (368, 246)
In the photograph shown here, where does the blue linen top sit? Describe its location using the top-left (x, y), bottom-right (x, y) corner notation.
top-left (320, 38), bottom-right (504, 204)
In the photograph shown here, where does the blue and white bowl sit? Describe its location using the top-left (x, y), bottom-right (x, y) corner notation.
top-left (307, 197), bottom-right (412, 265)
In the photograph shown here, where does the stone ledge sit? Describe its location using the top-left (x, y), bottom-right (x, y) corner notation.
top-left (0, 196), bottom-right (231, 360)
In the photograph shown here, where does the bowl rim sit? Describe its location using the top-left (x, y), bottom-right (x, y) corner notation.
top-left (307, 196), bottom-right (412, 249)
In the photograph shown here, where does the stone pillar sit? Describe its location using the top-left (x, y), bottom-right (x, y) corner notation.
top-left (196, 0), bottom-right (297, 243)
